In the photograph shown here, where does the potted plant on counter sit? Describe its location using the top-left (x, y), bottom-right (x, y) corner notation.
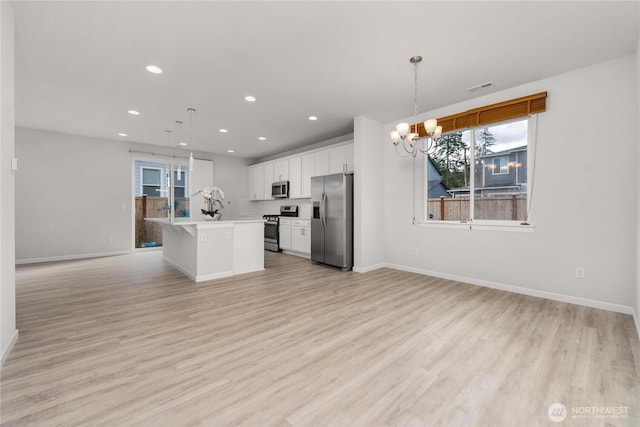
top-left (192, 186), bottom-right (225, 220)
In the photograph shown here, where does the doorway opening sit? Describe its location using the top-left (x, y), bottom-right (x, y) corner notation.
top-left (133, 160), bottom-right (190, 249)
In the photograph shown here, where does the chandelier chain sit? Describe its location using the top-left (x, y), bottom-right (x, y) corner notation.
top-left (413, 61), bottom-right (418, 120)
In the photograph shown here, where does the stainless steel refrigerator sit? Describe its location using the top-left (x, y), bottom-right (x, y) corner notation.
top-left (311, 173), bottom-right (353, 270)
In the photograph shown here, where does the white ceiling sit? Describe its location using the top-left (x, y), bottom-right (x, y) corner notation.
top-left (13, 1), bottom-right (639, 161)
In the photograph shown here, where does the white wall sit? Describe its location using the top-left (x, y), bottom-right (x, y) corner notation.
top-left (16, 128), bottom-right (133, 262)
top-left (15, 127), bottom-right (249, 262)
top-left (636, 19), bottom-right (640, 333)
top-left (208, 154), bottom-right (249, 219)
top-left (380, 54), bottom-right (637, 312)
top-left (353, 116), bottom-right (385, 271)
top-left (1, 1), bottom-right (17, 365)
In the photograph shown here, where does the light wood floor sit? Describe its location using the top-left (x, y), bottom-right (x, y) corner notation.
top-left (1, 251), bottom-right (638, 426)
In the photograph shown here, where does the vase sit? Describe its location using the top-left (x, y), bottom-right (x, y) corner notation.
top-left (202, 213), bottom-right (219, 221)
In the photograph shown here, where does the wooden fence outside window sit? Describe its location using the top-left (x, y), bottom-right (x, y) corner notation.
top-left (135, 197), bottom-right (190, 248)
top-left (427, 195), bottom-right (526, 222)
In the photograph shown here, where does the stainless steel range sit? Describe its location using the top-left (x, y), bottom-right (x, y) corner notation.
top-left (263, 205), bottom-right (298, 252)
top-left (263, 214), bottom-right (280, 252)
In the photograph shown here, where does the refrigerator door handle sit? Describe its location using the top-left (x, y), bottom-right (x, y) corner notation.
top-left (321, 192), bottom-right (327, 229)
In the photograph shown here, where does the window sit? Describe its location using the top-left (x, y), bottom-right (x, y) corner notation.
top-left (492, 157), bottom-right (509, 175)
top-left (134, 160), bottom-right (191, 249)
top-left (142, 167), bottom-right (162, 196)
top-left (173, 171), bottom-right (186, 198)
top-left (425, 117), bottom-right (530, 223)
top-left (137, 162), bottom-right (189, 198)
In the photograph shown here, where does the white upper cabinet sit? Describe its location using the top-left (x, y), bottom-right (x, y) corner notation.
top-left (289, 156), bottom-right (302, 199)
top-left (329, 141), bottom-right (354, 174)
top-left (329, 145), bottom-right (346, 174)
top-left (301, 153), bottom-right (314, 198)
top-left (248, 140), bottom-right (353, 201)
top-left (273, 159), bottom-right (289, 182)
top-left (263, 162), bottom-right (274, 200)
top-left (314, 150), bottom-right (330, 177)
top-left (248, 164), bottom-right (265, 200)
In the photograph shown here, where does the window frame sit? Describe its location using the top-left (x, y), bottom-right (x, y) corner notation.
top-left (141, 166), bottom-right (164, 197)
top-left (172, 170), bottom-right (187, 198)
top-left (420, 115), bottom-right (537, 231)
top-left (491, 157), bottom-right (510, 175)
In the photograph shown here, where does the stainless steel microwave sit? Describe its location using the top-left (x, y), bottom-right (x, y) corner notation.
top-left (271, 181), bottom-right (289, 198)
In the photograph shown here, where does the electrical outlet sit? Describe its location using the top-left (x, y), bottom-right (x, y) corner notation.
top-left (575, 267), bottom-right (584, 278)
top-left (412, 248), bottom-right (418, 256)
top-left (225, 232), bottom-right (231, 240)
top-left (200, 234), bottom-right (206, 242)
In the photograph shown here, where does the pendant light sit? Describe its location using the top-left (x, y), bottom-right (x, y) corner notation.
top-left (164, 129), bottom-right (182, 180)
top-left (391, 55), bottom-right (442, 157)
top-left (187, 107), bottom-right (196, 171)
top-left (174, 121), bottom-right (184, 181)
top-left (164, 129), bottom-right (173, 197)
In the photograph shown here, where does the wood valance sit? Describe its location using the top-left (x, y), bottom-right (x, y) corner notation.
top-left (413, 91), bottom-right (547, 136)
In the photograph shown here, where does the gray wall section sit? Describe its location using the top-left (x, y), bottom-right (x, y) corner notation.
top-left (1, 1), bottom-right (17, 363)
top-left (15, 127), bottom-right (249, 262)
top-left (382, 54), bottom-right (637, 309)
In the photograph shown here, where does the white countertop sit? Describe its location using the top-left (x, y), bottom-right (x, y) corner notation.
top-left (145, 217), bottom-right (264, 226)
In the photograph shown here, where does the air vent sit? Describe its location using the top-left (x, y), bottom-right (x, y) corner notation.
top-left (467, 81), bottom-right (494, 92)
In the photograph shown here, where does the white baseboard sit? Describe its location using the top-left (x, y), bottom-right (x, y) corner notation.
top-left (195, 271), bottom-right (234, 282)
top-left (634, 309), bottom-right (640, 342)
top-left (1, 329), bottom-right (19, 367)
top-left (281, 250), bottom-right (310, 259)
top-left (16, 250), bottom-right (131, 265)
top-left (162, 256), bottom-right (234, 283)
top-left (353, 263), bottom-right (386, 273)
top-left (385, 263), bottom-right (634, 316)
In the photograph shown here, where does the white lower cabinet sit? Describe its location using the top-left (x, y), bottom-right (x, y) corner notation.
top-left (279, 218), bottom-right (310, 256)
top-left (291, 220), bottom-right (311, 255)
top-left (279, 218), bottom-right (292, 251)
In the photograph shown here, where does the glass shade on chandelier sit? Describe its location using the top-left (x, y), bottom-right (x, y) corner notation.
top-left (390, 119), bottom-right (442, 156)
top-left (391, 55), bottom-right (442, 158)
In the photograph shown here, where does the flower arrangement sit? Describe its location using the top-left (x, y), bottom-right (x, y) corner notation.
top-left (192, 186), bottom-right (225, 219)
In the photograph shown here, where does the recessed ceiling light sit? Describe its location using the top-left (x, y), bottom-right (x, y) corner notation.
top-left (179, 142), bottom-right (187, 146)
top-left (244, 95), bottom-right (256, 102)
top-left (128, 110), bottom-right (140, 116)
top-left (118, 133), bottom-right (127, 137)
top-left (227, 149), bottom-right (235, 153)
top-left (145, 65), bottom-right (163, 74)
top-left (258, 136), bottom-right (267, 141)
top-left (308, 116), bottom-right (318, 121)
top-left (219, 129), bottom-right (228, 133)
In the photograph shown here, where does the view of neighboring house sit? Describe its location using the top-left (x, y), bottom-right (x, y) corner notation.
top-left (478, 145), bottom-right (527, 196)
top-left (446, 145), bottom-right (528, 198)
top-left (426, 156), bottom-right (450, 199)
top-left (135, 160), bottom-right (189, 198)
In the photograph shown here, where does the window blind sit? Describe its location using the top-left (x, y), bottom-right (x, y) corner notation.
top-left (414, 91), bottom-right (547, 135)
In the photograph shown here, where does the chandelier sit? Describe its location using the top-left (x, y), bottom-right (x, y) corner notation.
top-left (391, 56), bottom-right (442, 157)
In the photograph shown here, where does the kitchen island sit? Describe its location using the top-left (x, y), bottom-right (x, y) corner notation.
top-left (145, 218), bottom-right (265, 282)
